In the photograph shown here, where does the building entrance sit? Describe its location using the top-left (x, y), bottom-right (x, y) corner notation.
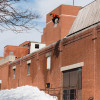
top-left (63, 68), bottom-right (82, 100)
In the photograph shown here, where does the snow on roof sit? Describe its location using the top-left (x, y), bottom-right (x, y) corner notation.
top-left (67, 0), bottom-right (100, 36)
top-left (0, 85), bottom-right (57, 100)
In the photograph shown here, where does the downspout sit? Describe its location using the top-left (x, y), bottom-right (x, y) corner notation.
top-left (92, 27), bottom-right (97, 100)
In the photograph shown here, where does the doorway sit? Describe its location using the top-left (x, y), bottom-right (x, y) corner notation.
top-left (63, 68), bottom-right (82, 100)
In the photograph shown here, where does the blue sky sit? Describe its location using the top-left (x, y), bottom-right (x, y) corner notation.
top-left (0, 0), bottom-right (94, 56)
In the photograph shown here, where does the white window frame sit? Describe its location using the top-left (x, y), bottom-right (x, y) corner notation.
top-left (28, 63), bottom-right (30, 75)
top-left (47, 56), bottom-right (51, 70)
top-left (35, 44), bottom-right (39, 49)
top-left (27, 60), bottom-right (31, 75)
top-left (13, 69), bottom-right (16, 79)
top-left (13, 66), bottom-right (16, 79)
top-left (0, 80), bottom-right (2, 84)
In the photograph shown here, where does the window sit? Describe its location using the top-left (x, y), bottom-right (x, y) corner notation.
top-left (63, 90), bottom-right (68, 100)
top-left (63, 89), bottom-right (76, 100)
top-left (46, 83), bottom-right (50, 88)
top-left (28, 63), bottom-right (30, 75)
top-left (70, 89), bottom-right (76, 100)
top-left (47, 56), bottom-right (51, 70)
top-left (63, 67), bottom-right (82, 100)
top-left (9, 51), bottom-right (13, 55)
top-left (13, 69), bottom-right (16, 79)
top-left (35, 44), bottom-right (39, 49)
top-left (27, 60), bottom-right (31, 75)
top-left (46, 52), bottom-right (51, 70)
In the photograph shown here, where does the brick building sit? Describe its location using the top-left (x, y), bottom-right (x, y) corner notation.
top-left (0, 1), bottom-right (100, 100)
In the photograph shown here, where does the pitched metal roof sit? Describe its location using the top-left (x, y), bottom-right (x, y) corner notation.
top-left (67, 0), bottom-right (100, 36)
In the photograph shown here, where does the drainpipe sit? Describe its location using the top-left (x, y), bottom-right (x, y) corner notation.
top-left (92, 27), bottom-right (97, 100)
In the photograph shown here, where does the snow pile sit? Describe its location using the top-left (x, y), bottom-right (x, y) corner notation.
top-left (0, 85), bottom-right (58, 100)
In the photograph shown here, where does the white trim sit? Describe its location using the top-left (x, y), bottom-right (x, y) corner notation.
top-left (12, 66), bottom-right (16, 69)
top-left (60, 14), bottom-right (76, 18)
top-left (46, 14), bottom-right (76, 25)
top-left (61, 62), bottom-right (84, 72)
top-left (27, 60), bottom-right (31, 64)
top-left (0, 80), bottom-right (2, 84)
top-left (47, 56), bottom-right (51, 70)
top-left (46, 20), bottom-right (52, 25)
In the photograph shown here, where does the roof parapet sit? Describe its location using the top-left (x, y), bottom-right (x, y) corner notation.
top-left (0, 55), bottom-right (15, 65)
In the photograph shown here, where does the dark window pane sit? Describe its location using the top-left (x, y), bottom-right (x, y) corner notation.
top-left (70, 89), bottom-right (76, 100)
top-left (63, 90), bottom-right (67, 94)
top-left (46, 83), bottom-right (50, 88)
top-left (28, 64), bottom-right (30, 75)
top-left (35, 44), bottom-right (39, 49)
top-left (13, 69), bottom-right (16, 79)
top-left (63, 90), bottom-right (68, 100)
top-left (70, 89), bottom-right (74, 94)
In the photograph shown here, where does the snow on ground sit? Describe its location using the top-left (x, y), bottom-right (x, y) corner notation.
top-left (0, 85), bottom-right (58, 100)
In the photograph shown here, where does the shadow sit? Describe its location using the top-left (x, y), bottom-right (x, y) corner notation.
top-left (53, 40), bottom-right (61, 58)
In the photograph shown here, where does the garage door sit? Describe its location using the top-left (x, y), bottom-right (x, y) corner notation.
top-left (63, 68), bottom-right (82, 100)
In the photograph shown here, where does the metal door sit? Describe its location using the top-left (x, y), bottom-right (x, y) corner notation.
top-left (63, 68), bottom-right (82, 100)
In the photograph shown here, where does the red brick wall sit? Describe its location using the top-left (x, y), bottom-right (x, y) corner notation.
top-left (1, 22), bottom-right (100, 100)
top-left (19, 41), bottom-right (30, 47)
top-left (8, 53), bottom-right (46, 89)
top-left (4, 46), bottom-right (28, 57)
top-left (0, 63), bottom-right (9, 89)
top-left (94, 25), bottom-right (100, 100)
top-left (1, 4), bottom-right (100, 100)
top-left (41, 5), bottom-right (82, 45)
top-left (8, 26), bottom-right (99, 100)
top-left (62, 28), bottom-right (95, 100)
